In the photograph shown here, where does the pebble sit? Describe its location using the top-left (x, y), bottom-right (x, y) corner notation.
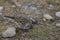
top-left (49, 4), bottom-right (53, 8)
top-left (2, 27), bottom-right (16, 37)
top-left (47, 4), bottom-right (54, 10)
top-left (0, 6), bottom-right (4, 12)
top-left (43, 18), bottom-right (46, 21)
top-left (11, 5), bottom-right (16, 8)
top-left (55, 12), bottom-right (60, 17)
top-left (43, 14), bottom-right (53, 20)
top-left (56, 23), bottom-right (60, 27)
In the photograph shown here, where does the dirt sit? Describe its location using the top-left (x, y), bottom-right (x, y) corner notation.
top-left (0, 0), bottom-right (60, 40)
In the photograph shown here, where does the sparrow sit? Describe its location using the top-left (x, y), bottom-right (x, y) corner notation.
top-left (4, 16), bottom-right (33, 31)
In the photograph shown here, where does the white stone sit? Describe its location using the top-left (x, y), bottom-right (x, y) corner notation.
top-left (43, 18), bottom-right (46, 21)
top-left (0, 6), bottom-right (3, 12)
top-left (43, 14), bottom-right (53, 20)
top-left (55, 12), bottom-right (60, 17)
top-left (14, 2), bottom-right (21, 7)
top-left (48, 4), bottom-right (54, 9)
top-left (56, 23), bottom-right (60, 27)
top-left (49, 4), bottom-right (53, 8)
top-left (2, 27), bottom-right (16, 37)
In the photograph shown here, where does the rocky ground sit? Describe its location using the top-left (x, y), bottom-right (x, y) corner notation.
top-left (0, 0), bottom-right (60, 40)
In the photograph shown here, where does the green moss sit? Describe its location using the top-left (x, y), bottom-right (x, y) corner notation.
top-left (27, 25), bottom-right (50, 40)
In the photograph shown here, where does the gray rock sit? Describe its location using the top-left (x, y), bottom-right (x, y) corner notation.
top-left (0, 6), bottom-right (4, 12)
top-left (55, 12), bottom-right (60, 17)
top-left (2, 27), bottom-right (16, 37)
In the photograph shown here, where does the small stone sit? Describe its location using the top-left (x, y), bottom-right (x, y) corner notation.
top-left (14, 2), bottom-right (21, 7)
top-left (56, 23), bottom-right (60, 27)
top-left (43, 14), bottom-right (53, 20)
top-left (43, 18), bottom-right (46, 21)
top-left (55, 12), bottom-right (60, 17)
top-left (11, 5), bottom-right (16, 8)
top-left (49, 4), bottom-right (53, 8)
top-left (47, 4), bottom-right (54, 10)
top-left (0, 13), bottom-right (2, 15)
top-left (0, 6), bottom-right (4, 12)
top-left (2, 27), bottom-right (16, 37)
